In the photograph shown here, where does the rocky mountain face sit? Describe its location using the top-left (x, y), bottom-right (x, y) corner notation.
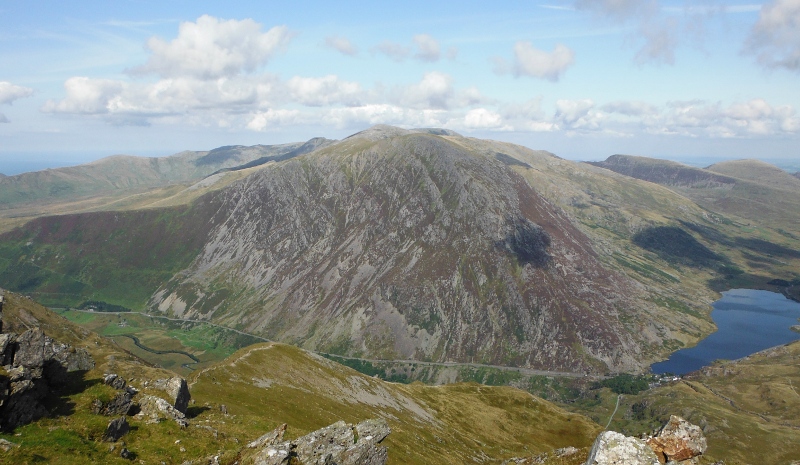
top-left (148, 126), bottom-right (668, 373)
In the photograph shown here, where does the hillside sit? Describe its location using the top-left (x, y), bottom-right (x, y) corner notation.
top-left (570, 340), bottom-right (800, 465)
top-left (589, 154), bottom-right (800, 232)
top-left (0, 289), bottom-right (602, 464)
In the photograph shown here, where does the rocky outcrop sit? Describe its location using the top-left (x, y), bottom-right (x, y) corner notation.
top-left (136, 394), bottom-right (188, 427)
top-left (646, 415), bottom-right (707, 464)
top-left (0, 322), bottom-right (94, 431)
top-left (249, 418), bottom-right (390, 465)
top-left (105, 416), bottom-right (130, 441)
top-left (586, 431), bottom-right (660, 465)
top-left (585, 416), bottom-right (707, 465)
top-left (153, 377), bottom-right (191, 414)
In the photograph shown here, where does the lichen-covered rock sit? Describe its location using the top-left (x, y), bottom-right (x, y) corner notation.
top-left (251, 418), bottom-right (390, 465)
top-left (585, 431), bottom-right (660, 465)
top-left (136, 394), bottom-right (188, 427)
top-left (646, 415), bottom-right (707, 463)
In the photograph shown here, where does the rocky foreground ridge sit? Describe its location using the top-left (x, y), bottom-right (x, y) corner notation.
top-left (0, 293), bottom-right (94, 430)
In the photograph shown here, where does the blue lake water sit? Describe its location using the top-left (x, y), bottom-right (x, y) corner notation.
top-left (651, 289), bottom-right (800, 375)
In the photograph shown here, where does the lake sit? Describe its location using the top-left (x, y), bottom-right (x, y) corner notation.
top-left (650, 289), bottom-right (800, 375)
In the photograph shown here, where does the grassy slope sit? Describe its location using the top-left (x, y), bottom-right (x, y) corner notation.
top-left (585, 154), bottom-right (800, 301)
top-left (565, 341), bottom-right (800, 465)
top-left (0, 195), bottom-right (220, 309)
top-left (0, 291), bottom-right (602, 464)
top-left (193, 343), bottom-right (602, 465)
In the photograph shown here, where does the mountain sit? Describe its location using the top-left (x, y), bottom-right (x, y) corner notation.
top-left (3, 126), bottom-right (799, 374)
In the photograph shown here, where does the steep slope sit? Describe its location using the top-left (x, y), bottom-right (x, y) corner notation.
top-left (147, 127), bottom-right (707, 373)
top-left (0, 198), bottom-right (220, 308)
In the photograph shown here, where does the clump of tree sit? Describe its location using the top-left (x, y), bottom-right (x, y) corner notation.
top-left (594, 373), bottom-right (650, 394)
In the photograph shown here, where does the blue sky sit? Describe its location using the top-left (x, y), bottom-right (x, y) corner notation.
top-left (1, 0), bottom-right (799, 174)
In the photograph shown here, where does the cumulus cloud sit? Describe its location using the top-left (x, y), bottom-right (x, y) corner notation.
top-left (463, 108), bottom-right (509, 130)
top-left (247, 109), bottom-right (303, 131)
top-left (323, 104), bottom-right (447, 129)
top-left (42, 75), bottom-right (280, 118)
top-left (131, 15), bottom-right (293, 79)
top-left (398, 72), bottom-right (455, 110)
top-left (413, 34), bottom-right (441, 62)
top-left (745, 0), bottom-right (800, 71)
top-left (374, 41), bottom-right (410, 62)
top-left (555, 99), bottom-right (599, 129)
top-left (287, 75), bottom-right (363, 107)
top-left (0, 81), bottom-right (34, 105)
top-left (325, 36), bottom-right (358, 56)
top-left (42, 77), bottom-right (125, 114)
top-left (500, 42), bottom-right (575, 81)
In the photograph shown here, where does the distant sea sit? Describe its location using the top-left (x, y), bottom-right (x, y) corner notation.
top-left (1, 159), bottom-right (88, 176)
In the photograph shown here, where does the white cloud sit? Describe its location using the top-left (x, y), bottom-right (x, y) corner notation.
top-left (131, 15), bottom-right (293, 79)
top-left (287, 75), bottom-right (363, 107)
top-left (745, 0), bottom-right (800, 71)
top-left (325, 36), bottom-right (358, 56)
top-left (555, 99), bottom-right (599, 129)
top-left (512, 42), bottom-right (575, 81)
top-left (247, 109), bottom-right (303, 131)
top-left (0, 113), bottom-right (9, 123)
top-left (43, 75), bottom-right (279, 118)
top-left (374, 41), bottom-right (410, 62)
top-left (398, 72), bottom-right (455, 110)
top-left (463, 108), bottom-right (509, 130)
top-left (0, 81), bottom-right (34, 105)
top-left (323, 104), bottom-right (447, 129)
top-left (413, 34), bottom-right (441, 62)
top-left (42, 77), bottom-right (124, 114)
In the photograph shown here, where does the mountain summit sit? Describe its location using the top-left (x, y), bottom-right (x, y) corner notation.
top-left (148, 127), bottom-right (669, 372)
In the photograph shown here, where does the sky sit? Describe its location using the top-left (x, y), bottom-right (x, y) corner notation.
top-left (1, 0), bottom-right (799, 175)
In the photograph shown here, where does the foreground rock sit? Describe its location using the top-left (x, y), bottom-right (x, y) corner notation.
top-left (585, 416), bottom-right (707, 465)
top-left (136, 394), bottom-right (188, 427)
top-left (586, 431), bottom-right (660, 465)
top-left (152, 377), bottom-right (191, 414)
top-left (249, 418), bottom-right (390, 465)
top-left (647, 415), bottom-right (707, 463)
top-left (0, 319), bottom-right (94, 431)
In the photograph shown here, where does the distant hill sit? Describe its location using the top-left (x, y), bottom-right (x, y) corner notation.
top-left (706, 158), bottom-right (800, 192)
top-left (589, 154), bottom-right (800, 231)
top-left (0, 138), bottom-right (336, 209)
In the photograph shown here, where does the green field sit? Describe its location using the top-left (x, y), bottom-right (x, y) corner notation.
top-left (57, 310), bottom-right (264, 375)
